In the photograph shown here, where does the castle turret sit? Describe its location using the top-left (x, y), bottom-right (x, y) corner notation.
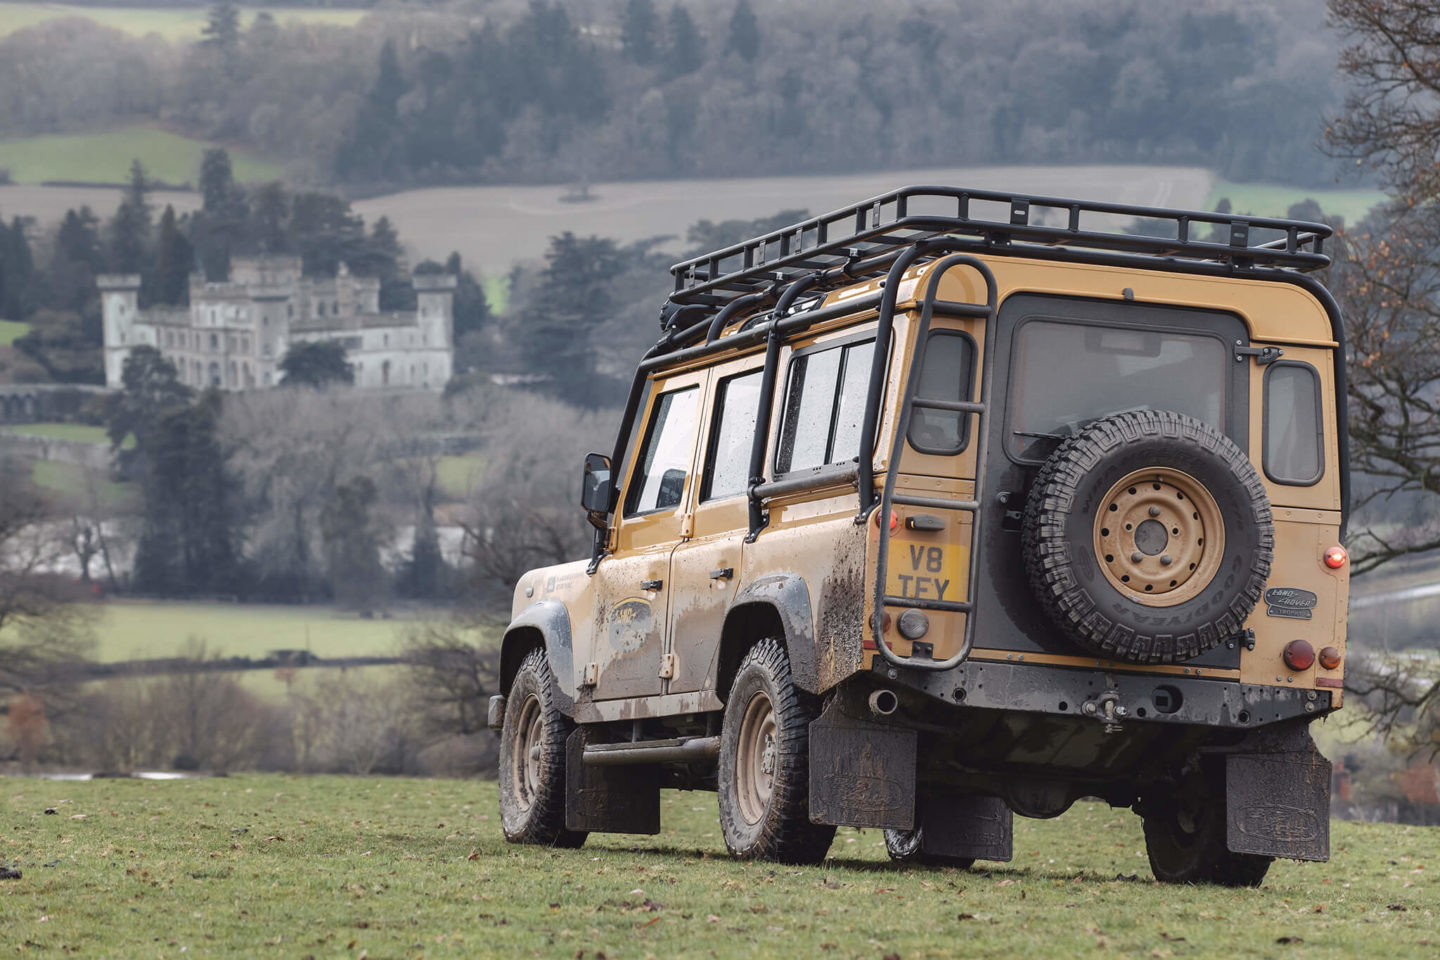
top-left (413, 272), bottom-right (457, 349)
top-left (97, 274), bottom-right (143, 388)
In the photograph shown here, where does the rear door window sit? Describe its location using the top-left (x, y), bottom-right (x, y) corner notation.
top-left (776, 339), bottom-right (876, 474)
top-left (702, 369), bottom-right (764, 501)
top-left (1007, 320), bottom-right (1227, 460)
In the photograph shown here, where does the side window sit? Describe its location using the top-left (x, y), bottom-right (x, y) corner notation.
top-left (1264, 362), bottom-right (1323, 485)
top-left (776, 339), bottom-right (876, 474)
top-left (702, 369), bottom-right (764, 501)
top-left (908, 331), bottom-right (976, 455)
top-left (625, 386), bottom-right (700, 516)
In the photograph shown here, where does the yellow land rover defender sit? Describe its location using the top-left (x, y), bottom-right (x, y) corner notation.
top-left (490, 187), bottom-right (1348, 886)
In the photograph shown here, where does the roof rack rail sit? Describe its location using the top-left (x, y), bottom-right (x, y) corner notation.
top-left (668, 185), bottom-right (1332, 308)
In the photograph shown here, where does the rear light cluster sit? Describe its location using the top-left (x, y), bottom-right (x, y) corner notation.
top-left (1324, 545), bottom-right (1347, 569)
top-left (1282, 639), bottom-right (1344, 673)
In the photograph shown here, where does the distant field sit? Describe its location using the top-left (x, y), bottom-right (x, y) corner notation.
top-left (0, 318), bottom-right (28, 345)
top-left (0, 3), bottom-right (368, 42)
top-left (1207, 179), bottom-right (1387, 225)
top-left (434, 453), bottom-right (483, 500)
top-left (91, 600), bottom-right (431, 662)
top-left (29, 459), bottom-right (134, 503)
top-left (1, 775), bottom-right (1436, 959)
top-left (3, 421), bottom-right (124, 446)
top-left (0, 127), bottom-right (283, 186)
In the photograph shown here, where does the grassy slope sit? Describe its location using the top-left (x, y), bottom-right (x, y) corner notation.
top-left (1206, 179), bottom-right (1387, 226)
top-left (0, 775), bottom-right (1435, 958)
top-left (0, 318), bottom-right (28, 345)
top-left (3, 421), bottom-right (122, 445)
top-left (0, 3), bottom-right (367, 42)
top-left (29, 460), bottom-right (135, 504)
top-left (91, 600), bottom-right (423, 662)
top-left (0, 127), bottom-right (282, 186)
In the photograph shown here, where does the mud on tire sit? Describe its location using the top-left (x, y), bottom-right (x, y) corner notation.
top-left (1022, 410), bottom-right (1273, 663)
top-left (717, 638), bottom-right (836, 864)
top-left (498, 648), bottom-right (588, 848)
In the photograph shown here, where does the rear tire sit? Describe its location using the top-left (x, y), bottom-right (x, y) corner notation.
top-left (884, 826), bottom-right (976, 869)
top-left (717, 638), bottom-right (835, 864)
top-left (498, 648), bottom-right (588, 848)
top-left (1141, 788), bottom-right (1270, 887)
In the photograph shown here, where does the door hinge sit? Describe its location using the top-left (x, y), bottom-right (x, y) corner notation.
top-left (1234, 342), bottom-right (1283, 365)
top-left (582, 662), bottom-right (598, 687)
top-left (659, 653), bottom-right (677, 680)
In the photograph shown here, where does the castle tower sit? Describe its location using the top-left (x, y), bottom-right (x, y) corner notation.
top-left (413, 272), bottom-right (457, 349)
top-left (97, 274), bottom-right (143, 388)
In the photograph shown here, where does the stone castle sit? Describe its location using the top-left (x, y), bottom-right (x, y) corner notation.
top-left (99, 256), bottom-right (457, 392)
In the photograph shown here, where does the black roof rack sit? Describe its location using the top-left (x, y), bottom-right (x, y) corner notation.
top-left (668, 184), bottom-right (1332, 309)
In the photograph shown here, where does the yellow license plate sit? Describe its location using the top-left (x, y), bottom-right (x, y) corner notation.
top-left (886, 539), bottom-right (966, 604)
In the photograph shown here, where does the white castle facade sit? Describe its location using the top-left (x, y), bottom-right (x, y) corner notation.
top-left (99, 256), bottom-right (457, 392)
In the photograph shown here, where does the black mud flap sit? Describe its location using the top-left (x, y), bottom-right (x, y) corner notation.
top-left (917, 793), bottom-right (1013, 863)
top-left (807, 698), bottom-right (916, 830)
top-left (565, 729), bottom-right (660, 835)
top-left (1225, 747), bottom-right (1331, 862)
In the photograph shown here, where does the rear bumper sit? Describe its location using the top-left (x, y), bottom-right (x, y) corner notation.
top-left (874, 656), bottom-right (1332, 730)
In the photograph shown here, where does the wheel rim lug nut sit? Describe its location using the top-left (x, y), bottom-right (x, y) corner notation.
top-left (1131, 551), bottom-right (1144, 563)
top-left (1148, 506), bottom-right (1161, 517)
top-left (1160, 554), bottom-right (1173, 566)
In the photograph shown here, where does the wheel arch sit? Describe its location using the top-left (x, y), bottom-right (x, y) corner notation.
top-left (718, 574), bottom-right (818, 699)
top-left (500, 600), bottom-right (575, 713)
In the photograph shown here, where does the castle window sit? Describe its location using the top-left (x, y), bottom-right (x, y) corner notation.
top-left (333, 300), bottom-right (339, 314)
top-left (384, 334), bottom-right (389, 346)
top-left (318, 302), bottom-right (326, 317)
top-left (287, 304), bottom-right (293, 319)
top-left (210, 333), bottom-right (219, 350)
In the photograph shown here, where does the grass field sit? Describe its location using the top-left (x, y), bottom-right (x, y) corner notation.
top-left (0, 127), bottom-right (283, 186)
top-left (0, 775), bottom-right (1435, 958)
top-left (0, 3), bottom-right (368, 42)
top-left (1206, 179), bottom-right (1387, 226)
top-left (91, 600), bottom-right (431, 662)
top-left (0, 318), bottom-right (28, 346)
top-left (29, 459), bottom-right (134, 503)
top-left (2, 421), bottom-right (126, 446)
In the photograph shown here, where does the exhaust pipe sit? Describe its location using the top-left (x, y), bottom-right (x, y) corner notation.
top-left (868, 689), bottom-right (899, 717)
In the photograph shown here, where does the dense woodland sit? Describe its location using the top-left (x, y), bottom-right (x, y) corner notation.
top-left (0, 0), bottom-right (1351, 189)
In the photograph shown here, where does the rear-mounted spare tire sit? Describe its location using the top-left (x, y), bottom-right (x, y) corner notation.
top-left (1022, 410), bottom-right (1273, 664)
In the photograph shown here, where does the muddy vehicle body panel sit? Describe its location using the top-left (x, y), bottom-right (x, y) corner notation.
top-left (496, 186), bottom-right (1348, 881)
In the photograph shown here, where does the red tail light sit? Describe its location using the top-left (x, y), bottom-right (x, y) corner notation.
top-left (1283, 639), bottom-right (1316, 672)
top-left (1324, 545), bottom-right (1347, 569)
top-left (874, 509), bottom-right (898, 532)
top-left (1318, 646), bottom-right (1342, 670)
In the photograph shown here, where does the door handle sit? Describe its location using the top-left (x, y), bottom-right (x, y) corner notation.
top-left (709, 567), bottom-right (734, 581)
top-left (640, 579), bottom-right (664, 591)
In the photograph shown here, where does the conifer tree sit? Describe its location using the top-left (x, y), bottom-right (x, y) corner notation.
top-left (663, 5), bottom-right (704, 79)
top-left (621, 0), bottom-right (659, 63)
top-left (726, 0), bottom-right (760, 62)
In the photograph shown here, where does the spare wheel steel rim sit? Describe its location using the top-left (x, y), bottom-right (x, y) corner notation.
top-left (1092, 466), bottom-right (1225, 607)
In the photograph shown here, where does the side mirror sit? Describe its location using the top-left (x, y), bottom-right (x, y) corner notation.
top-left (580, 452), bottom-right (613, 529)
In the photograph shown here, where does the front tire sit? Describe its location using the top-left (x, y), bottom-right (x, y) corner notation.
top-left (717, 638), bottom-right (835, 864)
top-left (884, 826), bottom-right (976, 869)
top-left (498, 648), bottom-right (587, 848)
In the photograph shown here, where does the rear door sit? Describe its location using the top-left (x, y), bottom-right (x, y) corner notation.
top-left (975, 294), bottom-right (1250, 663)
top-left (590, 370), bottom-right (706, 700)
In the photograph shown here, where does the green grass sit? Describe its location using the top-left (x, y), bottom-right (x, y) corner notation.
top-left (0, 318), bottom-right (28, 346)
top-left (0, 775), bottom-right (1435, 958)
top-left (435, 453), bottom-right (483, 500)
top-left (90, 600), bottom-right (456, 663)
top-left (1207, 179), bottom-right (1388, 226)
top-left (0, 3), bottom-right (368, 42)
top-left (482, 274), bottom-right (509, 314)
top-left (29, 459), bottom-right (134, 504)
top-left (0, 127), bottom-right (283, 186)
top-left (2, 421), bottom-right (130, 446)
